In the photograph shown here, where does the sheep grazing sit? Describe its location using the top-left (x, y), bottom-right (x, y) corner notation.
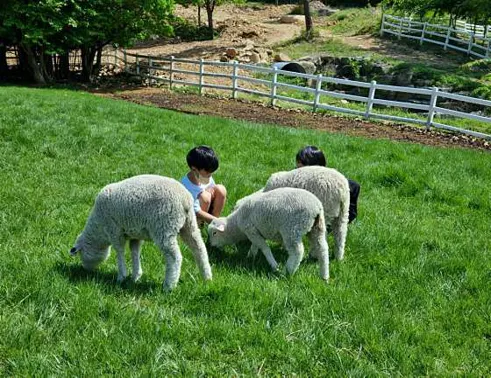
top-left (263, 166), bottom-right (350, 260)
top-left (208, 187), bottom-right (330, 280)
top-left (69, 175), bottom-right (212, 291)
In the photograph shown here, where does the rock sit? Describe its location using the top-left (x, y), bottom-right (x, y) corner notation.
top-left (225, 48), bottom-right (238, 58)
top-left (241, 31), bottom-right (259, 38)
top-left (274, 53), bottom-right (292, 62)
top-left (259, 51), bottom-right (270, 62)
top-left (279, 15), bottom-right (304, 25)
top-left (250, 52), bottom-right (261, 63)
top-left (296, 61), bottom-right (316, 75)
top-left (220, 55), bottom-right (230, 62)
top-left (243, 40), bottom-right (255, 50)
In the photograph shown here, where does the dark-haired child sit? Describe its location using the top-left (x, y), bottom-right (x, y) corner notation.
top-left (296, 145), bottom-right (360, 223)
top-left (181, 145), bottom-right (227, 225)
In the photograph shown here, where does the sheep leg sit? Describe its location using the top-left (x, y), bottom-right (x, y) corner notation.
top-left (282, 237), bottom-right (305, 276)
top-left (180, 220), bottom-right (212, 281)
top-left (112, 239), bottom-right (127, 283)
top-left (332, 216), bottom-right (348, 260)
top-left (157, 236), bottom-right (183, 291)
top-left (243, 228), bottom-right (278, 271)
top-left (308, 230), bottom-right (329, 281)
top-left (247, 244), bottom-right (259, 259)
top-left (130, 239), bottom-right (143, 282)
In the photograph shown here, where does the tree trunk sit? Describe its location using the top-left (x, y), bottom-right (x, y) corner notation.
top-left (198, 4), bottom-right (202, 27)
top-left (205, 0), bottom-right (215, 39)
top-left (303, 0), bottom-right (314, 39)
top-left (59, 51), bottom-right (70, 80)
top-left (20, 43), bottom-right (46, 84)
top-left (94, 46), bottom-right (102, 73)
top-left (0, 45), bottom-right (8, 78)
top-left (81, 46), bottom-right (97, 82)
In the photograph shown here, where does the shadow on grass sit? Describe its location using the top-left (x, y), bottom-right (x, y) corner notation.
top-left (207, 241), bottom-right (296, 278)
top-left (54, 262), bottom-right (160, 294)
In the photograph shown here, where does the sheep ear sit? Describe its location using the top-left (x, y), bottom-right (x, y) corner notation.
top-left (69, 246), bottom-right (80, 256)
top-left (216, 224), bottom-right (225, 232)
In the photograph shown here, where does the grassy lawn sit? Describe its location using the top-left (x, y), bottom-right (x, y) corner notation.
top-left (1, 86), bottom-right (490, 376)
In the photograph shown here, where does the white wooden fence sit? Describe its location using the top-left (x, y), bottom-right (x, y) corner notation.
top-left (380, 14), bottom-right (491, 59)
top-left (455, 20), bottom-right (490, 38)
top-left (112, 49), bottom-right (491, 140)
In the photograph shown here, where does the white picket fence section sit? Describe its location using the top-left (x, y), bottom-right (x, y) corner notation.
top-left (112, 49), bottom-right (491, 140)
top-left (380, 14), bottom-right (491, 59)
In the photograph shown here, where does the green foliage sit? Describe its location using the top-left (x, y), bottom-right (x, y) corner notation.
top-left (1, 86), bottom-right (490, 375)
top-left (0, 0), bottom-right (174, 82)
top-left (384, 0), bottom-right (491, 25)
top-left (327, 6), bottom-right (381, 36)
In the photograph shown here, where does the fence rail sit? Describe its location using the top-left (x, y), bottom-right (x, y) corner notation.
top-left (111, 49), bottom-right (491, 140)
top-left (380, 14), bottom-right (491, 59)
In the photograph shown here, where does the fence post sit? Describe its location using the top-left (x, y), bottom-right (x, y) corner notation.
top-left (148, 57), bottom-right (152, 80)
top-left (114, 49), bottom-right (117, 67)
top-left (426, 87), bottom-right (439, 130)
top-left (169, 56), bottom-right (174, 89)
top-left (232, 60), bottom-right (238, 99)
top-left (444, 28), bottom-right (451, 50)
top-left (467, 32), bottom-right (474, 55)
top-left (486, 40), bottom-right (490, 58)
top-left (420, 22), bottom-right (427, 45)
top-left (136, 53), bottom-right (140, 76)
top-left (365, 80), bottom-right (377, 119)
top-left (199, 58), bottom-right (204, 95)
top-left (270, 66), bottom-right (278, 106)
top-left (398, 17), bottom-right (403, 40)
top-left (123, 49), bottom-right (127, 73)
top-left (380, 14), bottom-right (385, 37)
top-left (313, 74), bottom-right (323, 112)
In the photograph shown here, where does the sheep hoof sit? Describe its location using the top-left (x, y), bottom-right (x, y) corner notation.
top-left (117, 274), bottom-right (127, 283)
top-left (163, 282), bottom-right (177, 292)
top-left (132, 272), bottom-right (142, 282)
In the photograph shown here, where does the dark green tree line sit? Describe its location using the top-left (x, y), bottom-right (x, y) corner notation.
top-left (0, 0), bottom-right (174, 83)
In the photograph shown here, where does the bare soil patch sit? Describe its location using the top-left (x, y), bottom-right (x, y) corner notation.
top-left (128, 4), bottom-right (302, 61)
top-left (96, 87), bottom-right (490, 151)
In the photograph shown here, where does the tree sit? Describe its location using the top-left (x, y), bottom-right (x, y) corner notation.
top-left (303, 0), bottom-right (314, 39)
top-left (0, 0), bottom-right (174, 83)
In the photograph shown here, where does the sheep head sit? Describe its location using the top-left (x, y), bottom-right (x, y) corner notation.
top-left (207, 218), bottom-right (229, 248)
top-left (70, 235), bottom-right (110, 271)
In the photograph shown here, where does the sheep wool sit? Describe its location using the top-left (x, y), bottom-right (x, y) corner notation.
top-left (264, 166), bottom-right (350, 260)
top-left (70, 175), bottom-right (212, 291)
top-left (208, 187), bottom-right (330, 280)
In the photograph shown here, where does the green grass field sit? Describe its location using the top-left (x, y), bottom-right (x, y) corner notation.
top-left (1, 86), bottom-right (490, 376)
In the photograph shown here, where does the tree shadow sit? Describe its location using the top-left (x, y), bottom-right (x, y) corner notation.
top-left (54, 261), bottom-right (160, 294)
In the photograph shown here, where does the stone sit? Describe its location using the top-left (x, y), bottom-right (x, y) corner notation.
top-left (220, 55), bottom-right (229, 62)
top-left (274, 53), bottom-right (292, 62)
top-left (279, 15), bottom-right (304, 25)
top-left (250, 52), bottom-right (261, 63)
top-left (225, 48), bottom-right (238, 58)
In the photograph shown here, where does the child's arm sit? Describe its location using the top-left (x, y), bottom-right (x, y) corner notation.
top-left (196, 209), bottom-right (216, 224)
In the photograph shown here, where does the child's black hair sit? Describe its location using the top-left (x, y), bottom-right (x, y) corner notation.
top-left (186, 145), bottom-right (219, 172)
top-left (296, 145), bottom-right (327, 167)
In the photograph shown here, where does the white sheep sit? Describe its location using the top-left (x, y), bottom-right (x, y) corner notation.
top-left (263, 166), bottom-right (350, 260)
top-left (69, 175), bottom-right (212, 291)
top-left (208, 187), bottom-right (330, 280)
